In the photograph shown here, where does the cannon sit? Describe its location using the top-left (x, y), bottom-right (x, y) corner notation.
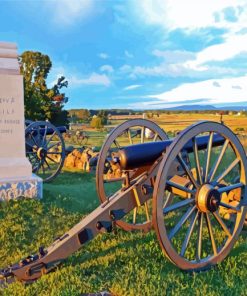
top-left (1, 119), bottom-right (246, 284)
top-left (64, 129), bottom-right (89, 146)
top-left (25, 121), bottom-right (66, 182)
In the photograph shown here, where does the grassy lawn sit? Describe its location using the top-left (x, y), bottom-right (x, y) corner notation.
top-left (0, 168), bottom-right (247, 296)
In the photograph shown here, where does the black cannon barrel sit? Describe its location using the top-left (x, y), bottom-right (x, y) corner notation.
top-left (28, 126), bottom-right (67, 136)
top-left (119, 134), bottom-right (225, 170)
top-left (47, 126), bottom-right (67, 135)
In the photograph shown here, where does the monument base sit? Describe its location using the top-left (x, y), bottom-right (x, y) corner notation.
top-left (0, 174), bottom-right (43, 202)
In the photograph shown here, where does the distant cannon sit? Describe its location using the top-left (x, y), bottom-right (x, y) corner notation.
top-left (1, 119), bottom-right (247, 284)
top-left (25, 121), bottom-right (66, 182)
top-left (64, 129), bottom-right (89, 146)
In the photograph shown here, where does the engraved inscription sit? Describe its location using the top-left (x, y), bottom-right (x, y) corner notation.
top-left (0, 96), bottom-right (20, 134)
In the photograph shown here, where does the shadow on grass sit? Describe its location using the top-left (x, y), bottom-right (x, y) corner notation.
top-left (42, 171), bottom-right (99, 214)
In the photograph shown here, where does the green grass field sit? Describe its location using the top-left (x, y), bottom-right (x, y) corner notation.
top-left (1, 169), bottom-right (247, 296)
top-left (1, 115), bottom-right (247, 295)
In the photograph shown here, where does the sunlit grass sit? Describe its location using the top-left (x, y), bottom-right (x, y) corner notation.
top-left (0, 168), bottom-right (247, 295)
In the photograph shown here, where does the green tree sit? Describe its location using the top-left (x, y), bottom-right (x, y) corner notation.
top-left (90, 116), bottom-right (103, 129)
top-left (19, 51), bottom-right (69, 125)
top-left (80, 109), bottom-right (90, 122)
top-left (97, 110), bottom-right (108, 125)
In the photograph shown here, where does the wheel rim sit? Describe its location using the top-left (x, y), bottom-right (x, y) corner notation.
top-left (153, 121), bottom-right (247, 270)
top-left (96, 119), bottom-right (168, 232)
top-left (25, 121), bottom-right (66, 183)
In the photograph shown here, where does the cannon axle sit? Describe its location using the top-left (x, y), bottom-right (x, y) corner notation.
top-left (196, 184), bottom-right (221, 213)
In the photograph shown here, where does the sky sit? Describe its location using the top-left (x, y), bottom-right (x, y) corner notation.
top-left (0, 0), bottom-right (247, 110)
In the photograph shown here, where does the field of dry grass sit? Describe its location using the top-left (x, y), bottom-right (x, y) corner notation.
top-left (154, 113), bottom-right (247, 134)
top-left (92, 112), bottom-right (247, 150)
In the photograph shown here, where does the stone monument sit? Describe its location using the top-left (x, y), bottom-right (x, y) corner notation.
top-left (0, 41), bottom-right (42, 201)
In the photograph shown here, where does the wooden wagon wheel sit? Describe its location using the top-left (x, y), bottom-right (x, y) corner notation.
top-left (96, 119), bottom-right (168, 232)
top-left (25, 121), bottom-right (66, 183)
top-left (153, 121), bottom-right (247, 271)
top-left (24, 119), bottom-right (33, 128)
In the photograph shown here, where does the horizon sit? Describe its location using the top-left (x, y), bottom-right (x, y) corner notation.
top-left (1, 0), bottom-right (247, 110)
top-left (67, 103), bottom-right (247, 111)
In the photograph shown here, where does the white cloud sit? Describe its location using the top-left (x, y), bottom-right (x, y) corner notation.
top-left (119, 64), bottom-right (132, 72)
top-left (125, 50), bottom-right (134, 58)
top-left (136, 76), bottom-right (247, 108)
top-left (100, 64), bottom-right (114, 73)
top-left (137, 0), bottom-right (247, 32)
top-left (123, 84), bottom-right (142, 91)
top-left (48, 0), bottom-right (94, 26)
top-left (122, 32), bottom-right (247, 78)
top-left (117, 2), bottom-right (247, 80)
top-left (98, 53), bottom-right (109, 59)
top-left (70, 72), bottom-right (111, 87)
top-left (152, 50), bottom-right (195, 63)
top-left (185, 33), bottom-right (247, 70)
top-left (48, 67), bottom-right (111, 88)
top-left (128, 62), bottom-right (240, 79)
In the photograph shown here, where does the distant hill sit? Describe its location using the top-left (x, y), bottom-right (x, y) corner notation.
top-left (162, 104), bottom-right (247, 111)
top-left (163, 104), bottom-right (216, 111)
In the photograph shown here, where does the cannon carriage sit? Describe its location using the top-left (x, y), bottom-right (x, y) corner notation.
top-left (25, 120), bottom-right (66, 182)
top-left (1, 119), bottom-right (247, 284)
top-left (63, 129), bottom-right (89, 146)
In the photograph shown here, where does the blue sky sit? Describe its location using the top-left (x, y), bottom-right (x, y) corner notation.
top-left (1, 0), bottom-right (247, 110)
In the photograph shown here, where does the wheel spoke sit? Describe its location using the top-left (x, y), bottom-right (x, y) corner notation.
top-left (153, 133), bottom-right (159, 142)
top-left (177, 154), bottom-right (199, 189)
top-left (41, 125), bottom-right (48, 146)
top-left (212, 211), bottom-right (232, 238)
top-left (36, 161), bottom-right (42, 174)
top-left (193, 137), bottom-right (202, 185)
top-left (141, 126), bottom-right (145, 144)
top-left (205, 213), bottom-right (217, 256)
top-left (219, 201), bottom-right (241, 212)
top-left (180, 210), bottom-right (199, 256)
top-left (30, 132), bottom-right (39, 148)
top-left (46, 155), bottom-right (59, 164)
top-left (44, 159), bottom-right (51, 170)
top-left (166, 180), bottom-right (196, 195)
top-left (113, 139), bottom-right (121, 149)
top-left (32, 159), bottom-right (40, 170)
top-left (133, 207), bottom-right (137, 224)
top-left (204, 132), bottom-right (214, 183)
top-left (128, 129), bottom-right (133, 145)
top-left (196, 212), bottom-right (203, 261)
top-left (47, 142), bottom-right (61, 151)
top-left (163, 192), bottom-right (173, 209)
top-left (26, 142), bottom-right (37, 150)
top-left (46, 131), bottom-right (56, 147)
top-left (26, 151), bottom-right (37, 155)
top-left (208, 139), bottom-right (229, 182)
top-left (218, 183), bottom-right (244, 194)
top-left (168, 205), bottom-right (196, 240)
top-left (144, 202), bottom-right (150, 222)
top-left (47, 152), bottom-right (62, 155)
top-left (29, 153), bottom-right (37, 161)
top-left (163, 198), bottom-right (195, 215)
top-left (215, 158), bottom-right (240, 184)
top-left (41, 163), bottom-right (45, 174)
top-left (131, 131), bottom-right (139, 139)
top-left (37, 126), bottom-right (42, 146)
